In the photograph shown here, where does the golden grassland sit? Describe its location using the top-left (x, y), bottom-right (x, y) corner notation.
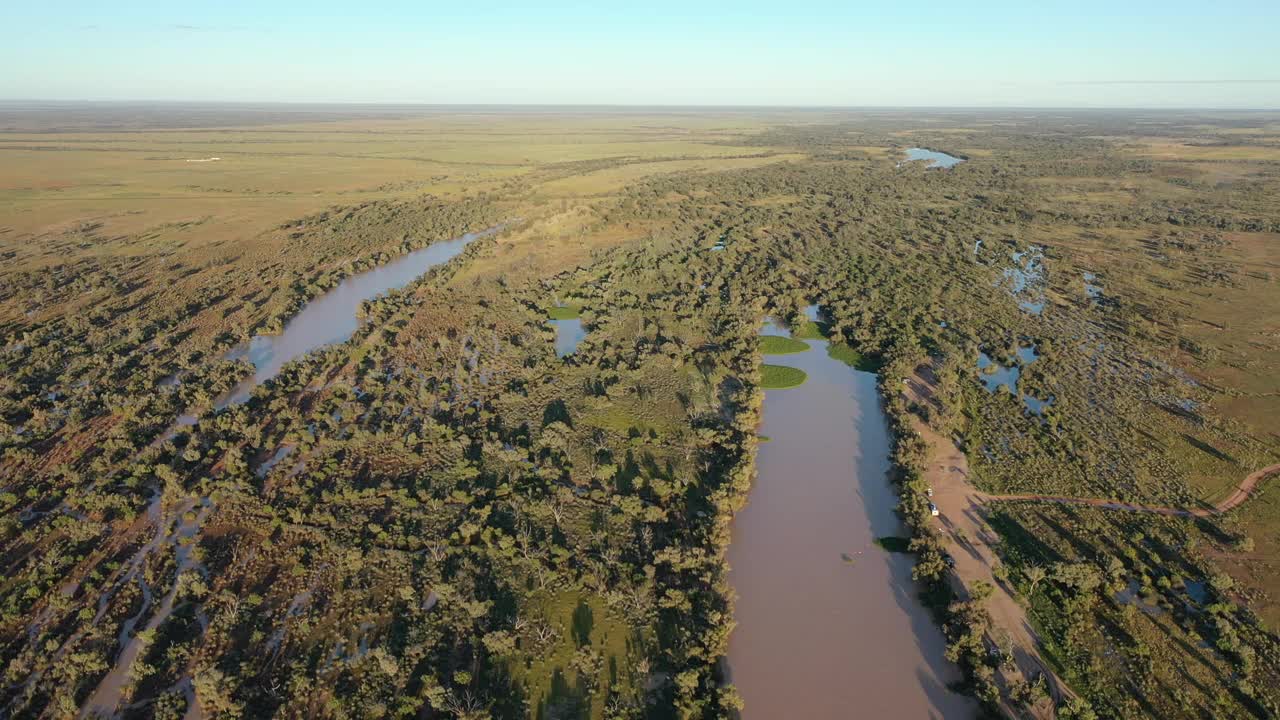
top-left (0, 111), bottom-right (800, 335)
top-left (0, 112), bottom-right (786, 268)
top-left (1125, 139), bottom-right (1280, 162)
top-left (534, 153), bottom-right (805, 198)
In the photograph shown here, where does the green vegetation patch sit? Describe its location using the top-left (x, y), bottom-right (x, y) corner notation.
top-left (509, 590), bottom-right (638, 719)
top-left (758, 335), bottom-right (809, 354)
top-left (827, 342), bottom-right (882, 372)
top-left (792, 320), bottom-right (828, 339)
top-left (760, 364), bottom-right (807, 389)
top-left (548, 304), bottom-right (582, 320)
top-left (874, 536), bottom-right (912, 553)
top-left (583, 407), bottom-right (664, 436)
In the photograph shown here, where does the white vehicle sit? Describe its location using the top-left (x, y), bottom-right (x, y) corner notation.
top-left (929, 503), bottom-right (940, 517)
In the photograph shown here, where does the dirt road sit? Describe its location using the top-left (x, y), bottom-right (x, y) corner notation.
top-left (978, 460), bottom-right (1279, 518)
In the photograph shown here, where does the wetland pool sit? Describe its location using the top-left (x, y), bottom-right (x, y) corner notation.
top-left (903, 147), bottom-right (966, 169)
top-left (551, 317), bottom-right (586, 357)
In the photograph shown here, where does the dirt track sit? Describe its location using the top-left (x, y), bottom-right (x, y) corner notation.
top-left (977, 462), bottom-right (1279, 517)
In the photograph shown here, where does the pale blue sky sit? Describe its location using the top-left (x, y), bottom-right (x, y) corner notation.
top-left (3, 1), bottom-right (1278, 107)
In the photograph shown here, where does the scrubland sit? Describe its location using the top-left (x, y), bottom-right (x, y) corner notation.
top-left (1, 105), bottom-right (1279, 718)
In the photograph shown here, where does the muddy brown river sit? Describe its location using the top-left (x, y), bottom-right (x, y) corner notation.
top-left (724, 321), bottom-right (973, 719)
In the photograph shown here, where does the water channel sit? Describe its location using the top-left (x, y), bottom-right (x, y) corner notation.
top-left (86, 226), bottom-right (500, 717)
top-left (216, 226), bottom-right (499, 407)
top-left (724, 318), bottom-right (972, 718)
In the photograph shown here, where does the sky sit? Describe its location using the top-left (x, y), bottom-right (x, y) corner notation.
top-left (3, 1), bottom-right (1279, 108)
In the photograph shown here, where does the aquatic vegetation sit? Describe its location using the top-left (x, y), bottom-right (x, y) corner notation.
top-left (547, 304), bottom-right (582, 320)
top-left (758, 335), bottom-right (808, 354)
top-left (827, 341), bottom-right (880, 371)
top-left (760, 364), bottom-right (808, 389)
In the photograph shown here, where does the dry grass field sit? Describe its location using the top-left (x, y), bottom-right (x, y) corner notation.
top-left (0, 108), bottom-right (802, 334)
top-left (0, 110), bottom-right (786, 250)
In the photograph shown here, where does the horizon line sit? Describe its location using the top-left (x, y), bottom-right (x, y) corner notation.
top-left (2, 98), bottom-right (1279, 112)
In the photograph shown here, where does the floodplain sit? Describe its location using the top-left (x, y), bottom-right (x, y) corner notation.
top-left (2, 104), bottom-right (1279, 719)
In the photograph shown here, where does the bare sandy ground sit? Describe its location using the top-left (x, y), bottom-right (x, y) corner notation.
top-left (904, 366), bottom-right (1068, 719)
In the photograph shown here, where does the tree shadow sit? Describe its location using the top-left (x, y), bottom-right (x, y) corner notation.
top-left (543, 400), bottom-right (572, 429)
top-left (571, 599), bottom-right (594, 647)
top-left (537, 666), bottom-right (590, 720)
top-left (1181, 434), bottom-right (1235, 464)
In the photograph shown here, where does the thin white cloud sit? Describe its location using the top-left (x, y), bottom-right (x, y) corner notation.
top-left (1061, 79), bottom-right (1280, 86)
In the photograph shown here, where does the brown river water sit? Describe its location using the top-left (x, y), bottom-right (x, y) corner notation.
top-left (724, 321), bottom-right (973, 719)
